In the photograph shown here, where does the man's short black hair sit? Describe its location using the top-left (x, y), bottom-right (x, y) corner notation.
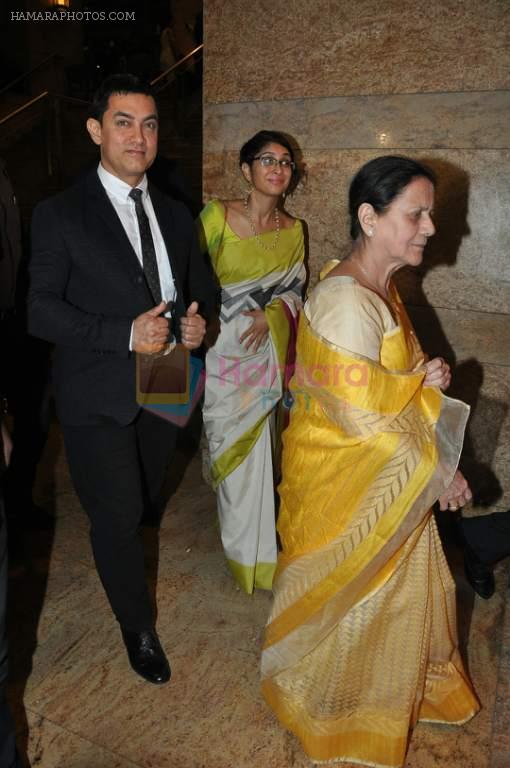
top-left (90, 74), bottom-right (156, 123)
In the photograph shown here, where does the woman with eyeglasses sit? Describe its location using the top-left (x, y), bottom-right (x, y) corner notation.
top-left (197, 130), bottom-right (306, 593)
top-left (261, 155), bottom-right (479, 766)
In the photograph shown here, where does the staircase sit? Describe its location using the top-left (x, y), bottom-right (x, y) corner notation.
top-left (153, 80), bottom-right (203, 215)
top-left (0, 55), bottom-right (203, 229)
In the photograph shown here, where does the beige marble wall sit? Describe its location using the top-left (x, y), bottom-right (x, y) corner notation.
top-left (205, 0), bottom-right (509, 102)
top-left (203, 0), bottom-right (510, 512)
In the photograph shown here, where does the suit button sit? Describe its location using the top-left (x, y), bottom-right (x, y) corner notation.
top-left (136, 276), bottom-right (143, 284)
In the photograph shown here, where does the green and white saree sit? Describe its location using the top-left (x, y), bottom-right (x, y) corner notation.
top-left (198, 199), bottom-right (305, 593)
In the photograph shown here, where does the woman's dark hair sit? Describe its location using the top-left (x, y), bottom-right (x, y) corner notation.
top-left (90, 74), bottom-right (156, 123)
top-left (239, 130), bottom-right (300, 189)
top-left (348, 155), bottom-right (436, 240)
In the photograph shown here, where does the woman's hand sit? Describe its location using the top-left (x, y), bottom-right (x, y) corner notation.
top-left (239, 310), bottom-right (269, 352)
top-left (423, 357), bottom-right (451, 391)
top-left (438, 470), bottom-right (473, 511)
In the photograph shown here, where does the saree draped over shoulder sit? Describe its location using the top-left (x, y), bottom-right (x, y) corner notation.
top-left (261, 273), bottom-right (479, 767)
top-left (198, 199), bottom-right (305, 593)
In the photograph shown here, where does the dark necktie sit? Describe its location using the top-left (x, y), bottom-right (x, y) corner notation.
top-left (129, 187), bottom-right (162, 304)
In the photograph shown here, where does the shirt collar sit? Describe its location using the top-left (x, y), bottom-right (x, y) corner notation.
top-left (97, 163), bottom-right (148, 203)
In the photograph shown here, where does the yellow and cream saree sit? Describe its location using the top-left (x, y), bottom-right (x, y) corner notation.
top-left (198, 199), bottom-right (305, 593)
top-left (261, 273), bottom-right (479, 766)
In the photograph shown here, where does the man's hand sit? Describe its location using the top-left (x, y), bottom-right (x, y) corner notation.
top-left (180, 301), bottom-right (206, 350)
top-left (132, 301), bottom-right (170, 354)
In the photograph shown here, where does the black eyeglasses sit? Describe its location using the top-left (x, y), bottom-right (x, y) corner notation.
top-left (252, 154), bottom-right (296, 170)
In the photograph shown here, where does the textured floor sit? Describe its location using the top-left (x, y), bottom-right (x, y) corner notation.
top-left (7, 423), bottom-right (510, 768)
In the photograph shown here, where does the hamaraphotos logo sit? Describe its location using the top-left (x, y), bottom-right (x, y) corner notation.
top-left (136, 345), bottom-right (205, 427)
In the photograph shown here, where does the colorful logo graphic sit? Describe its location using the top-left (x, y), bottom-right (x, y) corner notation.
top-left (136, 345), bottom-right (205, 427)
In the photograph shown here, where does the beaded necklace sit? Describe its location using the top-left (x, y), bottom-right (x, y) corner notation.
top-left (243, 195), bottom-right (280, 251)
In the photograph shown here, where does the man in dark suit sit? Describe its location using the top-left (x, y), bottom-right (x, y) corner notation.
top-left (0, 159), bottom-right (22, 318)
top-left (459, 510), bottom-right (510, 599)
top-left (0, 421), bottom-right (22, 766)
top-left (0, 157), bottom-right (53, 570)
top-left (28, 74), bottom-right (215, 684)
top-left (0, 161), bottom-right (24, 763)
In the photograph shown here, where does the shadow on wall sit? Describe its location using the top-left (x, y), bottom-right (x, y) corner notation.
top-left (396, 156), bottom-right (470, 308)
top-left (396, 157), bottom-right (504, 509)
top-left (284, 132), bottom-right (310, 296)
top-left (422, 156), bottom-right (471, 271)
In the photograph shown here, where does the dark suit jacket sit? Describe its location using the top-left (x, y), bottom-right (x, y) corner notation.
top-left (28, 169), bottom-right (215, 427)
top-left (0, 158), bottom-right (22, 310)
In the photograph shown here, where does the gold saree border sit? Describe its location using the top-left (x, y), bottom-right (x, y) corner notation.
top-left (263, 663), bottom-right (478, 768)
top-left (418, 660), bottom-right (480, 724)
top-left (262, 678), bottom-right (409, 768)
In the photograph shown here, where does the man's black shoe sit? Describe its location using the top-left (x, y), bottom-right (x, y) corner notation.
top-left (121, 628), bottom-right (171, 684)
top-left (464, 547), bottom-right (495, 600)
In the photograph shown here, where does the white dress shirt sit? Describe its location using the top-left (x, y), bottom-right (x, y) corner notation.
top-left (97, 164), bottom-right (177, 348)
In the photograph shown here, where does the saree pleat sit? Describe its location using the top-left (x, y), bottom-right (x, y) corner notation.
top-left (261, 284), bottom-right (479, 766)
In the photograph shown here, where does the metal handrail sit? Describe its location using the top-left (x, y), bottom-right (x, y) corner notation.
top-left (0, 43), bottom-right (204, 181)
top-left (0, 54), bottom-right (59, 99)
top-left (0, 44), bottom-right (204, 125)
top-left (58, 94), bottom-right (90, 106)
top-left (0, 91), bottom-right (49, 125)
top-left (150, 43), bottom-right (203, 88)
top-left (0, 91), bottom-right (91, 127)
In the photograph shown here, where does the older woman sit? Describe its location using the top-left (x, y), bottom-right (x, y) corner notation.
top-left (261, 156), bottom-right (479, 767)
top-left (198, 131), bottom-right (306, 594)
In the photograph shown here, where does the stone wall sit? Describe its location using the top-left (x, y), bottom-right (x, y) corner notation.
top-left (203, 0), bottom-right (510, 512)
